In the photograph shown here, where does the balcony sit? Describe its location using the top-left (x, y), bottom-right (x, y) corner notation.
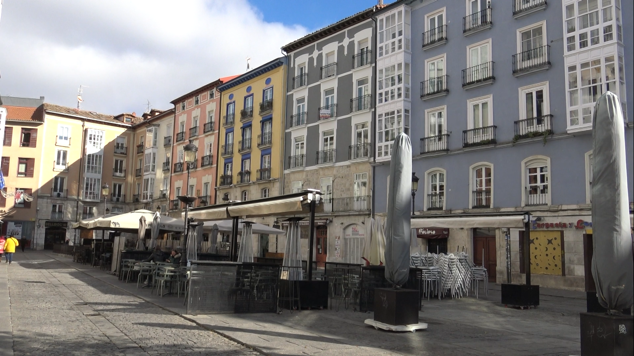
top-left (221, 144), bottom-right (233, 157)
top-left (350, 94), bottom-right (371, 113)
top-left (526, 189), bottom-right (548, 206)
top-left (198, 195), bottom-right (211, 207)
top-left (240, 108), bottom-right (254, 122)
top-left (203, 121), bottom-right (215, 133)
top-left (164, 136), bottom-right (172, 147)
top-left (220, 174), bottom-right (233, 186)
top-left (353, 49), bottom-right (371, 68)
top-left (512, 45), bottom-right (551, 76)
top-left (257, 132), bottom-right (272, 148)
top-left (238, 171), bottom-right (251, 184)
top-left (462, 61), bottom-right (495, 88)
top-left (257, 168), bottom-right (271, 181)
top-left (136, 144), bottom-right (144, 154)
top-left (170, 199), bottom-right (180, 210)
top-left (113, 169), bottom-right (126, 178)
top-left (142, 193), bottom-right (154, 202)
top-left (133, 194), bottom-right (140, 202)
top-left (463, 8), bottom-right (492, 35)
top-left (514, 115), bottom-right (553, 141)
top-left (422, 25), bottom-right (447, 49)
top-left (463, 126), bottom-right (497, 148)
top-left (427, 193), bottom-right (444, 210)
top-left (162, 160), bottom-right (170, 172)
top-left (111, 194), bottom-right (125, 203)
top-left (238, 139), bottom-right (252, 154)
top-left (174, 162), bottom-right (184, 173)
top-left (114, 144), bottom-right (127, 155)
top-left (513, 0), bottom-right (547, 18)
top-left (472, 189), bottom-right (492, 208)
top-left (188, 160), bottom-right (197, 170)
top-left (50, 211), bottom-right (64, 220)
top-left (259, 100), bottom-right (273, 115)
top-left (318, 104), bottom-right (337, 120)
top-left (176, 131), bottom-right (185, 142)
top-left (50, 188), bottom-right (68, 198)
top-left (82, 191), bottom-right (100, 201)
top-left (158, 190), bottom-right (168, 199)
top-left (316, 149), bottom-right (335, 165)
top-left (420, 134), bottom-right (450, 154)
top-left (223, 113), bottom-right (235, 127)
top-left (289, 112), bottom-right (306, 128)
top-left (349, 143), bottom-right (370, 160)
top-left (135, 168), bottom-right (142, 177)
top-left (420, 75), bottom-right (449, 100)
top-left (82, 213), bottom-right (95, 220)
top-left (189, 126), bottom-right (198, 138)
top-left (288, 154), bottom-right (305, 169)
top-left (53, 161), bottom-right (68, 172)
top-left (332, 196), bottom-right (371, 212)
top-left (201, 154), bottom-right (213, 167)
top-left (293, 73), bottom-right (307, 89)
top-left (320, 63), bottom-right (337, 79)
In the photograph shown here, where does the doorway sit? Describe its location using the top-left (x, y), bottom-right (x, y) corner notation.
top-left (427, 238), bottom-right (448, 254)
top-left (473, 228), bottom-right (497, 282)
top-left (316, 226), bottom-right (327, 267)
top-left (44, 228), bottom-right (67, 250)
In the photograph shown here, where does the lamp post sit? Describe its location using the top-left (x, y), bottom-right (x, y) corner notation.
top-left (177, 140), bottom-right (198, 266)
top-left (101, 183), bottom-right (109, 214)
top-left (411, 172), bottom-right (419, 215)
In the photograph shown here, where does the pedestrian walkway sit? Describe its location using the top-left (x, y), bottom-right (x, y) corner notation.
top-left (4, 251), bottom-right (584, 355)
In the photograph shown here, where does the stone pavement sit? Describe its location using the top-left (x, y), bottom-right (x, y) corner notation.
top-left (3, 251), bottom-right (586, 355)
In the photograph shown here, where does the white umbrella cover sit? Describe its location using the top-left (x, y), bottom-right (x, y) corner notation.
top-left (282, 220), bottom-right (303, 280)
top-left (149, 212), bottom-right (160, 249)
top-left (186, 224), bottom-right (199, 266)
top-left (137, 216), bottom-right (147, 250)
top-left (237, 222), bottom-right (254, 263)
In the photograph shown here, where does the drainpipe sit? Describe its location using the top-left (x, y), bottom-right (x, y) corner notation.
top-left (75, 120), bottom-right (86, 245)
top-left (280, 49), bottom-right (289, 197)
top-left (370, 13), bottom-right (378, 219)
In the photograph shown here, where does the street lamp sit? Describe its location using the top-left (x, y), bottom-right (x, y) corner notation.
top-left (411, 172), bottom-right (419, 215)
top-left (177, 140), bottom-right (198, 266)
top-left (101, 183), bottom-right (110, 214)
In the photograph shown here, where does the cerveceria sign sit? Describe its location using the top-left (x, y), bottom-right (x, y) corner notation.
top-left (45, 221), bottom-right (68, 228)
top-left (416, 227), bottom-right (449, 239)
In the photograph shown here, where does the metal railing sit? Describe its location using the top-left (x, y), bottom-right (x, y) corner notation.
top-left (82, 191), bottom-right (100, 201)
top-left (135, 168), bottom-right (142, 177)
top-left (512, 45), bottom-right (550, 74)
top-left (82, 213), bottom-right (95, 219)
top-left (258, 133), bottom-right (272, 148)
top-left (240, 108), bottom-right (254, 121)
top-left (170, 199), bottom-right (180, 210)
top-left (162, 160), bottom-right (170, 172)
top-left (420, 134), bottom-right (450, 153)
top-left (420, 75), bottom-right (449, 98)
top-left (113, 169), bottom-right (126, 178)
top-left (353, 49), bottom-right (371, 68)
top-left (50, 188), bottom-right (68, 198)
top-left (238, 139), bottom-right (251, 153)
top-left (472, 190), bottom-right (491, 208)
top-left (220, 174), bottom-right (232, 186)
top-left (201, 154), bottom-right (213, 167)
top-left (257, 168), bottom-right (271, 181)
top-left (525, 190), bottom-right (548, 206)
top-left (159, 190), bottom-right (168, 199)
top-left (318, 103), bottom-right (337, 120)
top-left (198, 196), bottom-right (211, 207)
top-left (142, 193), bottom-right (154, 201)
top-left (427, 193), bottom-right (444, 210)
top-left (259, 100), bottom-right (273, 114)
top-left (238, 171), bottom-right (251, 184)
top-left (289, 112), bottom-right (306, 128)
top-left (293, 73), bottom-right (307, 89)
top-left (223, 114), bottom-right (235, 127)
top-left (203, 121), bottom-right (215, 133)
top-left (189, 126), bottom-right (198, 138)
top-left (514, 115), bottom-right (553, 140)
top-left (111, 194), bottom-right (125, 203)
top-left (288, 154), bottom-right (305, 169)
top-left (188, 160), bottom-right (197, 170)
top-left (463, 7), bottom-right (492, 33)
top-left (332, 196), bottom-right (371, 212)
top-left (133, 194), bottom-right (140, 202)
top-left (462, 61), bottom-right (495, 87)
top-left (176, 132), bottom-right (185, 142)
top-left (321, 63), bottom-right (337, 79)
top-left (350, 94), bottom-right (371, 112)
top-left (114, 144), bottom-right (127, 155)
top-left (174, 162), bottom-right (184, 173)
top-left (136, 144), bottom-right (144, 154)
top-left (316, 149), bottom-right (335, 164)
top-left (164, 136), bottom-right (172, 146)
top-left (221, 144), bottom-right (233, 156)
top-left (463, 126), bottom-right (497, 148)
top-left (348, 143), bottom-right (370, 160)
top-left (513, 0), bottom-right (547, 16)
top-left (422, 25), bottom-right (447, 48)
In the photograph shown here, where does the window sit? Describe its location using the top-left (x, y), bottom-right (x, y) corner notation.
top-left (518, 22), bottom-right (546, 65)
top-left (242, 126), bottom-right (252, 148)
top-left (202, 182), bottom-right (210, 198)
top-left (522, 156), bottom-right (550, 206)
top-left (471, 164), bottom-right (492, 208)
top-left (322, 51), bottom-right (336, 78)
top-left (143, 178), bottom-right (154, 200)
top-left (426, 55), bottom-right (446, 94)
top-left (114, 159), bottom-right (125, 176)
top-left (85, 154), bottom-right (103, 174)
top-left (291, 181), bottom-right (303, 193)
top-left (152, 128), bottom-right (158, 147)
top-left (57, 125), bottom-right (70, 146)
top-left (468, 95), bottom-right (492, 129)
top-left (83, 177), bottom-right (101, 200)
top-left (188, 184), bottom-right (195, 197)
top-left (565, 0), bottom-right (620, 53)
top-left (82, 206), bottom-right (95, 219)
top-left (224, 161), bottom-right (233, 176)
top-left (244, 95), bottom-right (253, 112)
top-left (209, 89), bottom-right (215, 99)
top-left (426, 170), bottom-right (445, 210)
top-left (319, 130), bottom-right (335, 164)
top-left (518, 82), bottom-right (551, 136)
top-left (144, 152), bottom-right (156, 173)
top-left (181, 102), bottom-right (185, 111)
top-left (294, 97), bottom-right (306, 125)
top-left (354, 173), bottom-right (369, 210)
top-left (1, 157), bottom-right (10, 176)
top-left (241, 190), bottom-right (248, 201)
top-left (263, 87), bottom-right (273, 102)
top-left (353, 122), bottom-right (370, 159)
top-left (320, 177), bottom-right (333, 212)
top-left (377, 109), bottom-right (410, 159)
top-left (3, 127), bottom-right (13, 146)
top-left (225, 130), bottom-right (234, 149)
top-left (426, 9), bottom-right (445, 43)
top-left (55, 149), bottom-right (68, 170)
top-left (51, 204), bottom-right (63, 219)
top-left (296, 63), bottom-right (307, 87)
top-left (53, 176), bottom-right (65, 195)
top-left (112, 183), bottom-right (123, 200)
top-left (21, 128), bottom-right (37, 147)
top-left (377, 8), bottom-right (410, 57)
top-left (356, 39), bottom-right (369, 67)
top-left (17, 158), bottom-right (34, 177)
top-left (292, 136), bottom-right (305, 167)
top-left (115, 137), bottom-right (126, 152)
top-left (422, 106), bottom-right (447, 153)
top-left (207, 110), bottom-right (214, 124)
top-left (195, 95), bottom-right (200, 105)
top-left (226, 102), bottom-right (235, 123)
top-left (467, 40), bottom-right (491, 81)
top-left (378, 63), bottom-right (405, 104)
top-left (322, 88), bottom-right (335, 118)
top-left (261, 188), bottom-right (269, 198)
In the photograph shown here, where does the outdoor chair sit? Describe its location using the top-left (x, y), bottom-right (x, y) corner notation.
top-left (277, 266), bottom-right (301, 313)
top-left (471, 266), bottom-right (488, 299)
top-left (136, 263), bottom-right (155, 288)
top-left (120, 259), bottom-right (136, 282)
top-left (327, 269), bottom-right (346, 311)
top-left (154, 266), bottom-right (178, 297)
top-left (343, 274), bottom-right (361, 311)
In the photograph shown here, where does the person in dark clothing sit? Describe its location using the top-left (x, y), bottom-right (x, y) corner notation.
top-left (167, 249), bottom-right (181, 264)
top-left (144, 246), bottom-right (164, 262)
top-left (20, 237), bottom-right (27, 252)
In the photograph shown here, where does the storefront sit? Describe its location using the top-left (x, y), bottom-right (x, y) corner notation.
top-left (44, 221), bottom-right (68, 250)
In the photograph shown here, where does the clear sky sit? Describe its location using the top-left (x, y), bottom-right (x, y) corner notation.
top-left (0, 0), bottom-right (390, 115)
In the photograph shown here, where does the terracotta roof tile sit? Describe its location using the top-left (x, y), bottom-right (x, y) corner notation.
top-left (3, 105), bottom-right (42, 122)
top-left (43, 103), bottom-right (130, 126)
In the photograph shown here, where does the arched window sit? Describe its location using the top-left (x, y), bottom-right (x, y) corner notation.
top-left (241, 190), bottom-right (248, 202)
top-left (470, 163), bottom-right (492, 208)
top-left (522, 156), bottom-right (550, 206)
top-left (426, 169), bottom-right (445, 210)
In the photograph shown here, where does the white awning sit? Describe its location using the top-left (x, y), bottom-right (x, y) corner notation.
top-left (187, 206), bottom-right (229, 220)
top-left (228, 196), bottom-right (305, 217)
top-left (411, 215), bottom-right (526, 229)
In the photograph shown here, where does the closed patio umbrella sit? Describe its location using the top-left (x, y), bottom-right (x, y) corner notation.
top-left (282, 218), bottom-right (303, 281)
top-left (210, 224), bottom-right (219, 253)
top-left (137, 216), bottom-right (147, 250)
top-left (149, 211), bottom-right (160, 249)
top-left (237, 221), bottom-right (254, 263)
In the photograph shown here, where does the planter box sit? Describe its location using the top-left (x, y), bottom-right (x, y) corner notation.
top-left (501, 284), bottom-right (540, 308)
top-left (373, 288), bottom-right (419, 326)
top-left (279, 280), bottom-right (328, 310)
top-left (580, 312), bottom-right (633, 356)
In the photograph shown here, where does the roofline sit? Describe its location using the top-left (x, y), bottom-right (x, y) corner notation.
top-left (132, 108), bottom-right (175, 128)
top-left (45, 109), bottom-right (131, 128)
top-left (218, 57), bottom-right (286, 92)
top-left (170, 78), bottom-right (225, 105)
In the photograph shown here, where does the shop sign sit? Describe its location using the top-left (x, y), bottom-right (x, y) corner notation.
top-left (532, 219), bottom-right (592, 230)
top-left (6, 222), bottom-right (22, 238)
top-left (416, 227), bottom-right (449, 239)
top-left (344, 224), bottom-right (365, 239)
top-left (45, 221), bottom-right (68, 228)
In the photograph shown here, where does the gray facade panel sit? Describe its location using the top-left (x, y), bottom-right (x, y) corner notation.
top-left (307, 85), bottom-right (321, 125)
top-left (306, 125), bottom-right (320, 167)
top-left (284, 131), bottom-right (292, 170)
top-left (336, 116), bottom-right (352, 163)
top-left (337, 74), bottom-right (353, 117)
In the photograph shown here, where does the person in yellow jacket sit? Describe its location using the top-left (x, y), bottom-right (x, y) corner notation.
top-left (4, 236), bottom-right (19, 264)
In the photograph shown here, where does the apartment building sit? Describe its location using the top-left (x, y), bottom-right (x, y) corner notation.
top-left (281, 6), bottom-right (381, 265)
top-left (0, 96), bottom-right (45, 248)
top-left (169, 76), bottom-right (237, 216)
top-left (373, 0), bottom-right (633, 290)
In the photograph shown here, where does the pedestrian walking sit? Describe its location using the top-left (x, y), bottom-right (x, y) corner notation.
top-left (4, 236), bottom-right (19, 264)
top-left (0, 236), bottom-right (5, 260)
top-left (20, 237), bottom-right (27, 252)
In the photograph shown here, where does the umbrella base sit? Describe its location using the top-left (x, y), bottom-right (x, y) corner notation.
top-left (580, 312), bottom-right (633, 356)
top-left (364, 319), bottom-right (427, 332)
top-left (501, 284), bottom-right (540, 308)
top-left (373, 288), bottom-right (419, 326)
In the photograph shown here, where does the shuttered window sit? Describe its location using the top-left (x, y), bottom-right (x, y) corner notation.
top-left (1, 157), bottom-right (9, 176)
top-left (17, 158), bottom-right (35, 177)
top-left (21, 128), bottom-right (38, 147)
top-left (0, 192), bottom-right (5, 207)
top-left (3, 127), bottom-right (12, 146)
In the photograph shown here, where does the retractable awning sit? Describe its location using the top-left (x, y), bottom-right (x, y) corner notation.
top-left (411, 215), bottom-right (526, 229)
top-left (187, 194), bottom-right (317, 220)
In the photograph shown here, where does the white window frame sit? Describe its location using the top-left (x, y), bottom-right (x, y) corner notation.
top-left (467, 95), bottom-right (493, 129)
top-left (376, 108), bottom-right (410, 159)
top-left (353, 172), bottom-right (369, 211)
top-left (54, 149), bottom-right (68, 170)
top-left (57, 125), bottom-right (71, 146)
top-left (521, 155), bottom-right (551, 206)
top-left (519, 81), bottom-right (550, 121)
top-left (425, 168), bottom-right (446, 211)
top-left (425, 54), bottom-right (446, 93)
top-left (563, 0), bottom-right (621, 54)
top-left (467, 38), bottom-right (492, 69)
top-left (425, 8), bottom-right (446, 43)
top-left (469, 162), bottom-right (493, 209)
top-left (241, 190), bottom-right (248, 202)
top-left (516, 21), bottom-right (547, 69)
top-left (261, 188), bottom-right (270, 198)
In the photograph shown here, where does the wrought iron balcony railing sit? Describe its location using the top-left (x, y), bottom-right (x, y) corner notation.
top-left (463, 8), bottom-right (492, 34)
top-left (136, 144), bottom-right (144, 154)
top-left (420, 75), bottom-right (449, 98)
top-left (111, 194), bottom-right (125, 203)
top-left (50, 188), bottom-right (68, 198)
top-left (188, 160), bottom-right (197, 170)
top-left (427, 193), bottom-right (444, 210)
top-left (220, 174), bottom-right (232, 186)
top-left (189, 126), bottom-right (198, 138)
top-left (133, 194), bottom-right (140, 202)
top-left (50, 211), bottom-right (64, 220)
top-left (420, 134), bottom-right (450, 154)
top-left (223, 114), bottom-right (235, 127)
top-left (176, 132), bottom-right (185, 142)
top-left (198, 195), bottom-right (211, 207)
top-left (240, 108), bottom-right (254, 121)
top-left (514, 115), bottom-right (553, 141)
top-left (201, 154), bottom-right (213, 167)
top-left (472, 189), bottom-right (492, 208)
top-left (422, 25), bottom-right (447, 48)
top-left (135, 168), bottom-right (142, 177)
top-left (259, 100), bottom-right (273, 114)
top-left (203, 121), bottom-right (215, 133)
top-left (350, 94), bottom-right (371, 112)
top-left (348, 143), bottom-right (370, 160)
top-left (159, 190), bottom-right (168, 199)
top-left (332, 196), bottom-right (371, 212)
top-left (164, 136), bottom-right (172, 146)
top-left (289, 112), bottom-right (306, 128)
top-left (221, 144), bottom-right (233, 157)
top-left (316, 149), bottom-right (335, 164)
top-left (113, 169), bottom-right (126, 178)
top-left (170, 199), bottom-right (180, 210)
top-left (293, 73), bottom-right (307, 89)
top-left (162, 160), bottom-right (170, 172)
top-left (318, 104), bottom-right (337, 120)
top-left (288, 154), bottom-right (305, 169)
top-left (321, 63), bottom-right (337, 79)
top-left (258, 132), bottom-right (272, 148)
top-left (463, 126), bottom-right (497, 148)
top-left (257, 168), bottom-right (271, 181)
top-left (513, 0), bottom-right (547, 17)
top-left (462, 61), bottom-right (495, 87)
top-left (512, 45), bottom-right (551, 75)
top-left (238, 171), bottom-right (251, 184)
top-left (238, 139), bottom-right (251, 153)
top-left (353, 49), bottom-right (371, 68)
top-left (174, 162), bottom-right (184, 173)
top-left (114, 145), bottom-right (127, 155)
